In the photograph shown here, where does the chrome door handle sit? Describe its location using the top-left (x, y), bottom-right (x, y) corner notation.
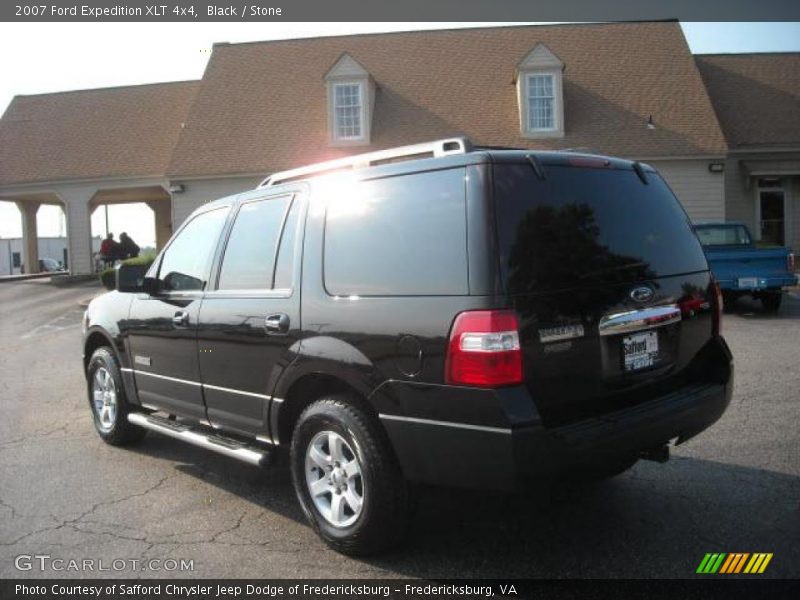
top-left (265, 313), bottom-right (290, 335)
top-left (172, 311), bottom-right (189, 326)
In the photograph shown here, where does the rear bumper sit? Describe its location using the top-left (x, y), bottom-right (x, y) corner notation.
top-left (717, 276), bottom-right (796, 292)
top-left (376, 337), bottom-right (733, 491)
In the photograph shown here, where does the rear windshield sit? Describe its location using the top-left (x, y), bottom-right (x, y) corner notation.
top-left (694, 224), bottom-right (752, 247)
top-left (494, 163), bottom-right (708, 293)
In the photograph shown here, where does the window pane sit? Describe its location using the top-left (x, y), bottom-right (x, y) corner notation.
top-left (273, 199), bottom-right (300, 290)
top-left (324, 168), bottom-right (468, 296)
top-left (493, 164), bottom-right (707, 292)
top-left (159, 208), bottom-right (228, 292)
top-left (334, 83), bottom-right (362, 139)
top-left (527, 74), bottom-right (555, 130)
top-left (218, 196), bottom-right (291, 290)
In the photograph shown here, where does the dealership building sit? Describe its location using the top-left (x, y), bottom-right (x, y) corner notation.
top-left (1, 21), bottom-right (798, 274)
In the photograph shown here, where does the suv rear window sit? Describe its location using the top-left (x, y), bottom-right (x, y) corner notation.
top-left (493, 163), bottom-right (708, 293)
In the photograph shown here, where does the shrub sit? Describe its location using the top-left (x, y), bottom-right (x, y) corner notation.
top-left (99, 252), bottom-right (156, 290)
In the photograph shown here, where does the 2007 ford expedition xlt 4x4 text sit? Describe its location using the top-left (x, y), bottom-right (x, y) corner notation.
top-left (82, 138), bottom-right (733, 555)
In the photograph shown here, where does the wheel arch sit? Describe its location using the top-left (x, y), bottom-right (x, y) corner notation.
top-left (83, 328), bottom-right (118, 374)
top-left (276, 372), bottom-right (376, 447)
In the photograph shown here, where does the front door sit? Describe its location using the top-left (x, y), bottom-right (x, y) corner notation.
top-left (197, 191), bottom-right (304, 437)
top-left (126, 206), bottom-right (230, 421)
top-left (758, 180), bottom-right (786, 246)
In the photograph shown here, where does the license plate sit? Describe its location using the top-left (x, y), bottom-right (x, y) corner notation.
top-left (738, 277), bottom-right (759, 289)
top-left (622, 331), bottom-right (659, 372)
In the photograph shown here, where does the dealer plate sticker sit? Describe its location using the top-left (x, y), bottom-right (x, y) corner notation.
top-left (623, 331), bottom-right (659, 371)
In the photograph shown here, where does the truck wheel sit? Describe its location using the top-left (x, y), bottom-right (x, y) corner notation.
top-left (86, 347), bottom-right (147, 445)
top-left (721, 291), bottom-right (738, 313)
top-left (290, 396), bottom-right (411, 555)
top-left (762, 292), bottom-right (782, 313)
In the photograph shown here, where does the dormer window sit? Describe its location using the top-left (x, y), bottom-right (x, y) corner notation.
top-left (325, 53), bottom-right (375, 146)
top-left (515, 43), bottom-right (565, 138)
top-left (526, 74), bottom-right (556, 131)
top-left (333, 82), bottom-right (364, 140)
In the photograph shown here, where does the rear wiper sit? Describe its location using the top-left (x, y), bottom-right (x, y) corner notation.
top-left (526, 154), bottom-right (546, 180)
top-left (578, 261), bottom-right (649, 279)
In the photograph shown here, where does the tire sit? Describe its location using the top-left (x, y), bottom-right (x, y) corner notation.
top-left (290, 395), bottom-right (411, 555)
top-left (761, 292), bottom-right (782, 313)
top-left (86, 347), bottom-right (147, 446)
top-left (721, 292), bottom-right (738, 313)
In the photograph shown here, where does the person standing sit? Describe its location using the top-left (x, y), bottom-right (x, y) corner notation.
top-left (119, 232), bottom-right (140, 259)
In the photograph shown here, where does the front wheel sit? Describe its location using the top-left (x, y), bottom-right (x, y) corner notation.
top-left (290, 396), bottom-right (411, 555)
top-left (761, 291), bottom-right (782, 313)
top-left (86, 347), bottom-right (147, 445)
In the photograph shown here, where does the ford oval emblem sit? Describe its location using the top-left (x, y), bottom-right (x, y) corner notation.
top-left (630, 286), bottom-right (654, 303)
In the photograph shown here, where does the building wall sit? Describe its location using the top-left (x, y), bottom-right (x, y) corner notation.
top-left (648, 159), bottom-right (726, 222)
top-left (724, 154), bottom-right (800, 253)
top-left (170, 176), bottom-right (262, 228)
top-left (0, 236), bottom-right (101, 275)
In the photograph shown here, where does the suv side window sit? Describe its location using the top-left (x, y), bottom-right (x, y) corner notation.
top-left (323, 168), bottom-right (468, 296)
top-left (158, 207), bottom-right (228, 292)
top-left (218, 195), bottom-right (294, 290)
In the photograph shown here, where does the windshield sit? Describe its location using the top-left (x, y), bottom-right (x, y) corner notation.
top-left (694, 224), bottom-right (752, 247)
top-left (493, 163), bottom-right (708, 293)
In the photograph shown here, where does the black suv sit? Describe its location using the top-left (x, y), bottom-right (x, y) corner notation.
top-left (82, 138), bottom-right (733, 555)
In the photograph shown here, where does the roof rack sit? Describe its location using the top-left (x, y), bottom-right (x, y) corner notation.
top-left (258, 137), bottom-right (472, 187)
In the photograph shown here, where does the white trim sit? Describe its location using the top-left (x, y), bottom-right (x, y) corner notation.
top-left (203, 383), bottom-right (271, 400)
top-left (132, 370), bottom-right (202, 387)
top-left (378, 413), bottom-right (512, 434)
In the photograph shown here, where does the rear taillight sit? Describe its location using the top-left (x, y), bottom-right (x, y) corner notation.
top-left (711, 279), bottom-right (723, 336)
top-left (445, 310), bottom-right (523, 387)
top-left (788, 252), bottom-right (795, 273)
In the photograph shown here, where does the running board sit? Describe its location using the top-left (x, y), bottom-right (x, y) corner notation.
top-left (128, 413), bottom-right (272, 467)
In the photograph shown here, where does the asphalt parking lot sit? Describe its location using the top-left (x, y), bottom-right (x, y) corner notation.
top-left (0, 279), bottom-right (798, 579)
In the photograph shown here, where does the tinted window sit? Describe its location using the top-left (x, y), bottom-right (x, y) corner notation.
top-left (494, 164), bottom-right (708, 293)
top-left (324, 168), bottom-right (468, 296)
top-left (273, 198), bottom-right (300, 290)
top-left (695, 224), bottom-right (752, 247)
top-left (218, 196), bottom-right (292, 290)
top-left (159, 208), bottom-right (228, 292)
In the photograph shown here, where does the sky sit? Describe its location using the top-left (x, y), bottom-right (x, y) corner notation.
top-left (1, 21), bottom-right (799, 247)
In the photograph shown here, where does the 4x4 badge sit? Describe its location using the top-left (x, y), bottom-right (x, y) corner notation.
top-left (630, 286), bottom-right (654, 303)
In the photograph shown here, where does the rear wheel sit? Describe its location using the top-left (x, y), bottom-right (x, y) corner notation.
top-left (86, 347), bottom-right (146, 445)
top-left (290, 395), bottom-right (411, 555)
top-left (761, 291), bottom-right (782, 312)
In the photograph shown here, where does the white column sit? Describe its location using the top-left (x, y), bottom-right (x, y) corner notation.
top-left (15, 201), bottom-right (40, 274)
top-left (147, 199), bottom-right (172, 250)
top-left (59, 189), bottom-right (94, 275)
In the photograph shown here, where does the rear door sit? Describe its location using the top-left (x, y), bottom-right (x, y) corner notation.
top-left (196, 189), bottom-right (305, 437)
top-left (126, 206), bottom-right (230, 420)
top-left (493, 160), bottom-right (714, 426)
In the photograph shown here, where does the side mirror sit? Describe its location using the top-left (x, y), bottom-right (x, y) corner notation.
top-left (115, 263), bottom-right (152, 293)
top-left (141, 276), bottom-right (161, 295)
